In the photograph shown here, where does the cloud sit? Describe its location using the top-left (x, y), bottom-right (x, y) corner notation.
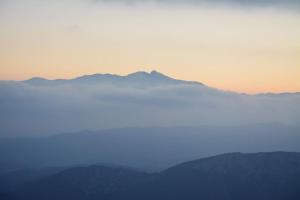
top-left (0, 78), bottom-right (299, 136)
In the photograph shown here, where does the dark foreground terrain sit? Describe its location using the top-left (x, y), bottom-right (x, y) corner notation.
top-left (1, 152), bottom-right (300, 200)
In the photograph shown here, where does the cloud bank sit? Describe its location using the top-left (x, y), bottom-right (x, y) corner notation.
top-left (0, 72), bottom-right (299, 136)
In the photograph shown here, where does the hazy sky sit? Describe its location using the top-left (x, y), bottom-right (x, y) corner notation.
top-left (0, 0), bottom-right (299, 93)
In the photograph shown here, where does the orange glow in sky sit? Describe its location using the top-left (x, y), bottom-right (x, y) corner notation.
top-left (0, 1), bottom-right (299, 94)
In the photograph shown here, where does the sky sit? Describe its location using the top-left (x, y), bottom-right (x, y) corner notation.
top-left (0, 0), bottom-right (299, 93)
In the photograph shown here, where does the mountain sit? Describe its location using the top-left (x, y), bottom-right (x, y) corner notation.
top-left (0, 125), bottom-right (299, 172)
top-left (0, 167), bottom-right (67, 193)
top-left (151, 152), bottom-right (300, 200)
top-left (3, 152), bottom-right (300, 200)
top-left (23, 70), bottom-right (203, 87)
top-left (6, 165), bottom-right (151, 200)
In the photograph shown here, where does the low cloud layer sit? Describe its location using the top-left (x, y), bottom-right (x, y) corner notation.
top-left (0, 73), bottom-right (299, 136)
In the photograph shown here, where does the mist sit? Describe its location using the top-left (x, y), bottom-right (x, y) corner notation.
top-left (0, 72), bottom-right (299, 136)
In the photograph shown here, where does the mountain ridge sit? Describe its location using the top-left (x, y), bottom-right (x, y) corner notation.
top-left (3, 152), bottom-right (300, 200)
top-left (4, 71), bottom-right (296, 95)
top-left (1, 125), bottom-right (299, 171)
top-left (22, 70), bottom-right (204, 86)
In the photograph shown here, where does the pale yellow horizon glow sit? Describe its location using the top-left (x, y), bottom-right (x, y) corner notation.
top-left (0, 1), bottom-right (299, 94)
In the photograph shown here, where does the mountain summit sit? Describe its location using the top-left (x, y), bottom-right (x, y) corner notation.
top-left (23, 71), bottom-right (204, 87)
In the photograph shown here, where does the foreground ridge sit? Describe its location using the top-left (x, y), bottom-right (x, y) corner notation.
top-left (2, 152), bottom-right (300, 200)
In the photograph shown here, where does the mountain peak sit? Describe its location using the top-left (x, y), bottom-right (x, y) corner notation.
top-left (126, 70), bottom-right (171, 79)
top-left (126, 71), bottom-right (149, 77)
top-left (22, 71), bottom-right (204, 86)
top-left (150, 70), bottom-right (171, 79)
top-left (24, 77), bottom-right (50, 84)
top-left (150, 70), bottom-right (161, 75)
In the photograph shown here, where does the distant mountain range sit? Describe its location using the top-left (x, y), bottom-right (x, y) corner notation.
top-left (0, 125), bottom-right (299, 172)
top-left (23, 71), bottom-right (204, 87)
top-left (2, 152), bottom-right (300, 200)
top-left (0, 71), bottom-right (299, 136)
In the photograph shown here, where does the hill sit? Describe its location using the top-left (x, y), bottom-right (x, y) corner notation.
top-left (3, 152), bottom-right (300, 200)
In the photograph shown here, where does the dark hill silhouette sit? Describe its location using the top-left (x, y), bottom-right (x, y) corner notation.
top-left (3, 152), bottom-right (300, 200)
top-left (146, 152), bottom-right (300, 200)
